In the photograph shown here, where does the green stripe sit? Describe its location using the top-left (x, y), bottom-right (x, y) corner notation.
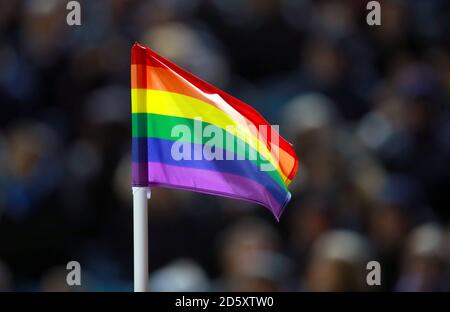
top-left (132, 113), bottom-right (287, 189)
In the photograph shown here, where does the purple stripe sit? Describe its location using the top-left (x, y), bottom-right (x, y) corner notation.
top-left (132, 162), bottom-right (289, 220)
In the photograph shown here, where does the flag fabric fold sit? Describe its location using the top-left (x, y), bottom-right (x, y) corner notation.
top-left (131, 42), bottom-right (298, 220)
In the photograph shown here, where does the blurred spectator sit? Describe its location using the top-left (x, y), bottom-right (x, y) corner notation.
top-left (214, 218), bottom-right (291, 291)
top-left (395, 223), bottom-right (446, 291)
top-left (303, 230), bottom-right (371, 291)
top-left (150, 258), bottom-right (209, 292)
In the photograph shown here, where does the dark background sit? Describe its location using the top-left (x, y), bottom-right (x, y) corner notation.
top-left (0, 0), bottom-right (450, 291)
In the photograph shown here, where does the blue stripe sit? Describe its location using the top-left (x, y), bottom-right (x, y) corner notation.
top-left (132, 137), bottom-right (288, 205)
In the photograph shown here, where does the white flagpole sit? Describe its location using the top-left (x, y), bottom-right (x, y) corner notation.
top-left (132, 186), bottom-right (150, 292)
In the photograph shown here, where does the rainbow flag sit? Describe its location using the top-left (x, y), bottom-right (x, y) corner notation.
top-left (131, 43), bottom-right (298, 220)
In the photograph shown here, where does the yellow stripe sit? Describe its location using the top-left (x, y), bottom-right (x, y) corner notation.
top-left (131, 88), bottom-right (291, 184)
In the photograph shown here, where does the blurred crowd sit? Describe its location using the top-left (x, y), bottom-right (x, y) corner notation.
top-left (1, 0), bottom-right (450, 292)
